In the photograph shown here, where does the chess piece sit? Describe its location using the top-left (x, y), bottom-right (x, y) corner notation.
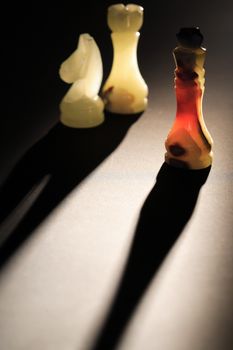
top-left (165, 27), bottom-right (213, 169)
top-left (102, 4), bottom-right (148, 114)
top-left (59, 33), bottom-right (104, 128)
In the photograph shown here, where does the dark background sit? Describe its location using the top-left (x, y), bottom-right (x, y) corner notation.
top-left (1, 1), bottom-right (233, 350)
top-left (2, 0), bottom-right (233, 183)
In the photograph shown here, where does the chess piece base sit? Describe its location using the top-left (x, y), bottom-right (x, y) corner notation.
top-left (60, 96), bottom-right (104, 128)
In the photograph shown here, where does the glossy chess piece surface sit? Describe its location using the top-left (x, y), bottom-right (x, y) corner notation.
top-left (59, 33), bottom-right (104, 128)
top-left (102, 4), bottom-right (148, 114)
top-left (165, 27), bottom-right (213, 169)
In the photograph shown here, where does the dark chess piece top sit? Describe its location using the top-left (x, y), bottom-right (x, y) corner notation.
top-left (176, 27), bottom-right (203, 48)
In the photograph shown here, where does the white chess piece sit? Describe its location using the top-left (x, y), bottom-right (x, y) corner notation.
top-left (102, 4), bottom-right (148, 114)
top-left (59, 33), bottom-right (104, 128)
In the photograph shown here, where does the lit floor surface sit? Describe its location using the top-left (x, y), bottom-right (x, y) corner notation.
top-left (0, 84), bottom-right (233, 350)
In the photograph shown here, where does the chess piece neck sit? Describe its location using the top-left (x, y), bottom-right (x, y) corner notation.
top-left (111, 31), bottom-right (140, 75)
top-left (173, 46), bottom-right (206, 121)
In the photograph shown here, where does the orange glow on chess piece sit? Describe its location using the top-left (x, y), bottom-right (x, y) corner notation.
top-left (165, 27), bottom-right (213, 169)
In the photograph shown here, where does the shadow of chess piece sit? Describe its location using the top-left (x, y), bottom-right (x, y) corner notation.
top-left (0, 111), bottom-right (142, 268)
top-left (91, 162), bottom-right (211, 350)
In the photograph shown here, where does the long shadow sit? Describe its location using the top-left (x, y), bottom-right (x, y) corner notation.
top-left (91, 162), bottom-right (211, 350)
top-left (0, 111), bottom-right (141, 269)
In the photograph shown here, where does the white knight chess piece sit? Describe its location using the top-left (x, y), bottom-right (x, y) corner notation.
top-left (59, 33), bottom-right (104, 128)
